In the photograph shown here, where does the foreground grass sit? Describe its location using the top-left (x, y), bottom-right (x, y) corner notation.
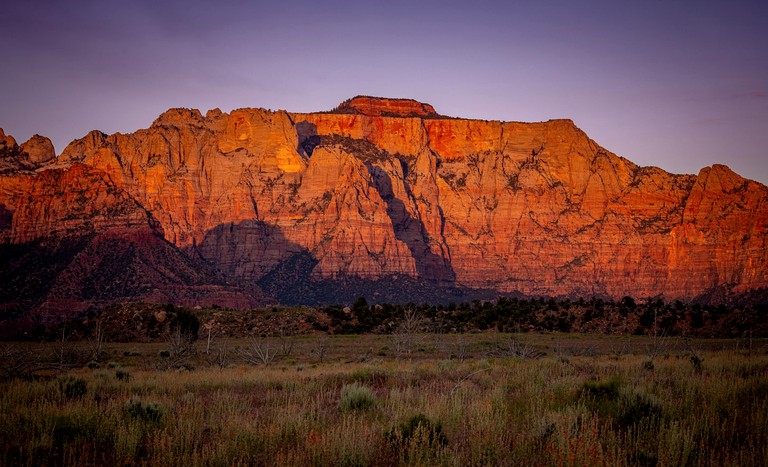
top-left (1, 336), bottom-right (767, 465)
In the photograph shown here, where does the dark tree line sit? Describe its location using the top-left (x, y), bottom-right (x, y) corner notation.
top-left (314, 296), bottom-right (767, 337)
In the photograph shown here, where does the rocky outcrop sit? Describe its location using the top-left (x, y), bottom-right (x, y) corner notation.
top-left (20, 135), bottom-right (55, 165)
top-left (0, 129), bottom-right (17, 152)
top-left (0, 129), bottom-right (56, 173)
top-left (335, 96), bottom-right (438, 117)
top-left (1, 129), bottom-right (29, 174)
top-left (1, 97), bottom-right (767, 311)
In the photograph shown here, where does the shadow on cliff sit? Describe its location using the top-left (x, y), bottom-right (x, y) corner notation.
top-left (193, 220), bottom-right (318, 303)
top-left (0, 229), bottom-right (268, 337)
top-left (194, 219), bottom-right (480, 306)
top-left (295, 121), bottom-right (456, 288)
top-left (371, 166), bottom-right (456, 287)
top-left (296, 121), bottom-right (320, 158)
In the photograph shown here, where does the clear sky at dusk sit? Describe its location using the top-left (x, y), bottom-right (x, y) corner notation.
top-left (2, 0), bottom-right (767, 183)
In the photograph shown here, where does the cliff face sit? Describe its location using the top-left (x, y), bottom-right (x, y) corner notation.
top-left (0, 129), bottom-right (267, 314)
top-left (335, 96), bottom-right (438, 117)
top-left (1, 96), bottom-right (767, 311)
top-left (0, 129), bottom-right (55, 174)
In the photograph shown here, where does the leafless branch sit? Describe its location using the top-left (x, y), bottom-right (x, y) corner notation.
top-left (489, 335), bottom-right (544, 359)
top-left (0, 345), bottom-right (55, 380)
top-left (163, 327), bottom-right (197, 369)
top-left (392, 308), bottom-right (423, 360)
top-left (445, 334), bottom-right (470, 362)
top-left (309, 335), bottom-right (330, 363)
top-left (87, 316), bottom-right (106, 362)
top-left (238, 335), bottom-right (276, 366)
top-left (278, 325), bottom-right (295, 357)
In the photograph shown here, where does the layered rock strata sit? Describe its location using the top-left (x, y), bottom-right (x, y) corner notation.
top-left (1, 96), bottom-right (767, 310)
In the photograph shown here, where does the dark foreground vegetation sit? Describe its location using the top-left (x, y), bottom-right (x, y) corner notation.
top-left (2, 294), bottom-right (765, 342)
top-left (312, 296), bottom-right (767, 337)
top-left (1, 332), bottom-right (766, 465)
top-left (1, 297), bottom-right (766, 465)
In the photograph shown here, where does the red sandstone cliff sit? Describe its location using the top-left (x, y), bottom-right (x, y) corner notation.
top-left (1, 96), bottom-right (767, 311)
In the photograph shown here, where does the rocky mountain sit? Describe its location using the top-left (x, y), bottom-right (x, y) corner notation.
top-left (1, 97), bottom-right (767, 314)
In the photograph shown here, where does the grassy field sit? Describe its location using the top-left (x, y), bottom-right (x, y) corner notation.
top-left (1, 333), bottom-right (767, 466)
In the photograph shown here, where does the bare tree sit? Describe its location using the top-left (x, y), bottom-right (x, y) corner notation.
top-left (87, 316), bottom-right (106, 362)
top-left (278, 325), bottom-right (295, 358)
top-left (213, 346), bottom-right (229, 370)
top-left (238, 335), bottom-right (277, 366)
top-left (309, 335), bottom-right (330, 363)
top-left (0, 345), bottom-right (52, 381)
top-left (392, 308), bottom-right (423, 360)
top-left (608, 336), bottom-right (632, 359)
top-left (645, 311), bottom-right (673, 369)
top-left (489, 335), bottom-right (544, 359)
top-left (55, 323), bottom-right (70, 371)
top-left (444, 334), bottom-right (470, 362)
top-left (160, 309), bottom-right (201, 369)
top-left (166, 327), bottom-right (196, 367)
top-left (203, 321), bottom-right (215, 355)
top-left (49, 323), bottom-right (88, 371)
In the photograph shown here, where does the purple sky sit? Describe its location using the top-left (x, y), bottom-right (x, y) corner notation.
top-left (2, 0), bottom-right (767, 183)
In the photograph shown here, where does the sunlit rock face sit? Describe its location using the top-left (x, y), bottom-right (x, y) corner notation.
top-left (1, 96), bottom-right (767, 310)
top-left (335, 96), bottom-right (438, 117)
top-left (20, 135), bottom-right (55, 166)
top-left (0, 130), bottom-right (55, 173)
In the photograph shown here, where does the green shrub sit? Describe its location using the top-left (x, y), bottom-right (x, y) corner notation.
top-left (615, 389), bottom-right (662, 428)
top-left (86, 361), bottom-right (100, 369)
top-left (58, 376), bottom-right (88, 400)
top-left (124, 397), bottom-right (164, 423)
top-left (339, 383), bottom-right (377, 411)
top-left (51, 414), bottom-right (97, 445)
top-left (387, 414), bottom-right (447, 448)
top-left (580, 376), bottom-right (662, 428)
top-left (581, 375), bottom-right (622, 400)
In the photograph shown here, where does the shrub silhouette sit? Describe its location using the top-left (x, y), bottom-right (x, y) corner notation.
top-left (387, 414), bottom-right (447, 448)
top-left (58, 376), bottom-right (87, 400)
top-left (615, 389), bottom-right (662, 428)
top-left (125, 397), bottom-right (164, 423)
top-left (580, 376), bottom-right (662, 428)
top-left (51, 414), bottom-right (97, 445)
top-left (581, 375), bottom-right (622, 400)
top-left (170, 308), bottom-right (200, 340)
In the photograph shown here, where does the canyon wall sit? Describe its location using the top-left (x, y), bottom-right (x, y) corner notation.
top-left (1, 97), bottom-right (767, 311)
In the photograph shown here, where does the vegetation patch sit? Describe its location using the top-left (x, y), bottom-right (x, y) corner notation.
top-left (124, 397), bottom-right (164, 424)
top-left (386, 413), bottom-right (448, 459)
top-left (58, 375), bottom-right (87, 400)
top-left (339, 383), bottom-right (377, 411)
top-left (580, 376), bottom-right (662, 428)
top-left (0, 335), bottom-right (765, 465)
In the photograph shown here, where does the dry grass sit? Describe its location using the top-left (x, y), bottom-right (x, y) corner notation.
top-left (1, 334), bottom-right (766, 465)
